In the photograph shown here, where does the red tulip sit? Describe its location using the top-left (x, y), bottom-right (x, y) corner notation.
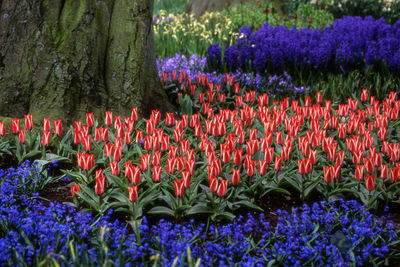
top-left (332, 164), bottom-right (340, 179)
top-left (323, 166), bottom-right (333, 184)
top-left (174, 180), bottom-right (185, 197)
top-left (151, 110), bottom-right (161, 125)
top-left (95, 128), bottom-right (102, 142)
top-left (166, 157), bottom-right (176, 174)
top-left (159, 135), bottom-right (169, 151)
top-left (186, 159), bottom-right (195, 175)
top-left (41, 131), bottom-right (51, 146)
top-left (132, 166), bottom-right (141, 184)
top-left (109, 161), bottom-right (119, 176)
top-left (182, 170), bottom-right (191, 188)
top-left (305, 95), bottom-right (311, 107)
top-left (176, 156), bottom-right (186, 171)
top-left (0, 122), bottom-right (5, 136)
top-left (365, 174), bottom-right (375, 191)
top-left (43, 118), bottom-right (51, 132)
top-left (169, 145), bottom-right (178, 159)
top-left (355, 165), bottom-right (364, 180)
top-left (128, 186), bottom-right (138, 202)
top-left (335, 150), bottom-right (344, 167)
top-left (238, 131), bottom-right (246, 144)
top-left (246, 140), bottom-right (259, 156)
top-left (247, 160), bottom-right (256, 176)
top-left (217, 179), bottom-right (228, 197)
top-left (166, 112), bottom-right (175, 126)
top-left (374, 153), bottom-right (382, 167)
top-left (310, 150), bottom-right (317, 165)
top-left (234, 83), bottom-right (240, 94)
top-left (152, 165), bottom-right (162, 182)
top-left (361, 89), bottom-right (368, 102)
top-left (81, 126), bottom-right (89, 138)
top-left (82, 135), bottom-right (91, 151)
top-left (276, 131), bottom-right (283, 144)
top-left (71, 184), bottom-right (80, 197)
top-left (122, 131), bottom-right (130, 145)
top-left (264, 147), bottom-right (274, 164)
top-left (19, 130), bottom-right (26, 143)
top-left (146, 119), bottom-right (154, 135)
top-left (380, 164), bottom-right (388, 179)
top-left (24, 114), bottom-right (33, 130)
top-left (151, 150), bottom-right (161, 166)
top-left (74, 130), bottom-right (81, 144)
top-left (353, 151), bottom-right (363, 165)
top-left (236, 95), bottom-right (243, 107)
top-left (86, 113), bottom-right (94, 127)
top-left (259, 160), bottom-right (267, 175)
top-left (53, 119), bottom-right (63, 136)
top-left (113, 146), bottom-right (122, 161)
top-left (390, 167), bottom-right (400, 183)
top-left (135, 130), bottom-right (143, 144)
top-left (316, 91), bottom-right (322, 103)
top-left (209, 177), bottom-right (218, 192)
top-left (338, 123), bottom-right (346, 139)
top-left (232, 169), bottom-right (240, 185)
top-left (180, 139), bottom-right (190, 154)
top-left (104, 142), bottom-right (113, 157)
top-left (233, 148), bottom-right (243, 166)
top-left (144, 136), bottom-right (152, 150)
top-left (140, 154), bottom-right (151, 171)
top-left (105, 111), bottom-right (112, 125)
top-left (364, 157), bottom-right (374, 173)
top-left (378, 127), bottom-right (387, 141)
top-left (131, 107), bottom-right (138, 122)
top-left (274, 156), bottom-right (282, 171)
top-left (11, 119), bottom-right (20, 134)
top-left (95, 169), bottom-right (106, 195)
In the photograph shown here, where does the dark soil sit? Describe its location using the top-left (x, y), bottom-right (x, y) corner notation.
top-left (40, 180), bottom-right (73, 206)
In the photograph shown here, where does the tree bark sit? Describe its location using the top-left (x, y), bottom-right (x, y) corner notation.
top-left (0, 0), bottom-right (173, 124)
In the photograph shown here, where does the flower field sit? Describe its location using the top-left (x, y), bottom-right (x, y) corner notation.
top-left (1, 0), bottom-right (400, 266)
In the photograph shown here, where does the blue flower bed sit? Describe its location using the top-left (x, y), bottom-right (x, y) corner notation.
top-left (157, 54), bottom-right (309, 94)
top-left (208, 16), bottom-right (400, 72)
top-left (0, 162), bottom-right (398, 266)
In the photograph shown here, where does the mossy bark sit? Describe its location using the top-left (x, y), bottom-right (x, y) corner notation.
top-left (0, 0), bottom-right (173, 124)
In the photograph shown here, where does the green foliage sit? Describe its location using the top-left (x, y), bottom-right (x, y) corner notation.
top-left (221, 1), bottom-right (270, 32)
top-left (154, 11), bottom-right (237, 58)
top-left (153, 0), bottom-right (190, 16)
top-left (222, 2), bottom-right (334, 33)
top-left (280, 3), bottom-right (334, 29)
top-left (283, 0), bottom-right (400, 25)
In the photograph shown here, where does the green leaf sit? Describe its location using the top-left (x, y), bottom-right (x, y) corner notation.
top-left (284, 176), bottom-right (302, 193)
top-left (213, 211), bottom-right (236, 221)
top-left (187, 203), bottom-right (214, 215)
top-left (76, 191), bottom-right (99, 211)
top-left (21, 150), bottom-right (42, 161)
top-left (148, 206), bottom-right (175, 217)
top-left (110, 192), bottom-right (129, 203)
top-left (233, 200), bottom-right (263, 211)
top-left (304, 180), bottom-right (320, 198)
top-left (45, 153), bottom-right (71, 163)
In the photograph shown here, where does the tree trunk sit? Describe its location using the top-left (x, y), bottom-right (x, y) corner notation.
top-left (0, 0), bottom-right (173, 124)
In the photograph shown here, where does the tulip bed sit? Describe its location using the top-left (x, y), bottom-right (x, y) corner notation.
top-left (1, 72), bottom-right (399, 222)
